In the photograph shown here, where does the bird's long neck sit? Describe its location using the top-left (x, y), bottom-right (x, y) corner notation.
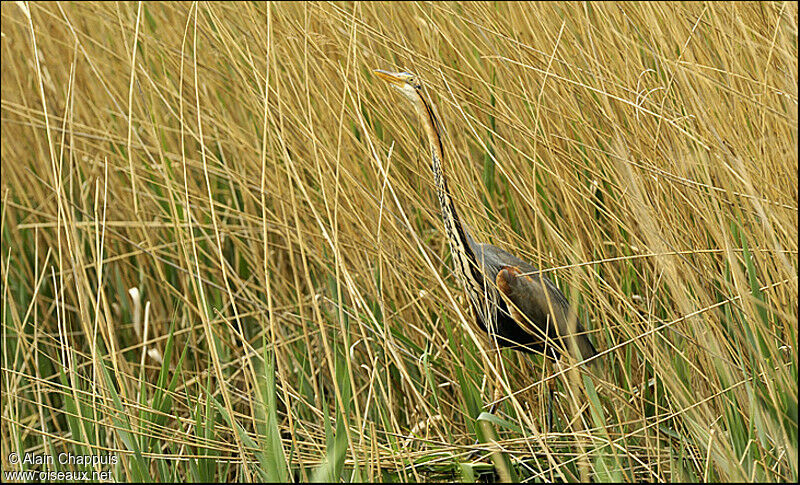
top-left (413, 94), bottom-right (483, 293)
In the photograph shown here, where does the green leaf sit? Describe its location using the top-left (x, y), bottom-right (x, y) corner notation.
top-left (477, 411), bottom-right (523, 434)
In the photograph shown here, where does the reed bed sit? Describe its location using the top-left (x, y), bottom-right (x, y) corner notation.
top-left (1, 2), bottom-right (797, 482)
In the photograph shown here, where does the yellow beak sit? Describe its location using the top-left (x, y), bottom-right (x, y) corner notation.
top-left (373, 69), bottom-right (405, 87)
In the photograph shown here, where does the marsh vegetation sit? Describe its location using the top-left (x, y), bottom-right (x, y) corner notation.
top-left (1, 2), bottom-right (797, 482)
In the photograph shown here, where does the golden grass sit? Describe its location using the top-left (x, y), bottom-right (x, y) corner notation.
top-left (1, 1), bottom-right (797, 482)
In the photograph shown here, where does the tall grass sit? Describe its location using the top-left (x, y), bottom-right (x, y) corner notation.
top-left (1, 2), bottom-right (796, 482)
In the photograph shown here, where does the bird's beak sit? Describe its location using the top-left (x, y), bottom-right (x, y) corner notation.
top-left (373, 69), bottom-right (405, 88)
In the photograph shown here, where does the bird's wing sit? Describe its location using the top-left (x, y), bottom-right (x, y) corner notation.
top-left (495, 266), bottom-right (568, 340)
top-left (496, 265), bottom-right (598, 362)
top-left (473, 242), bottom-right (570, 309)
top-left (471, 241), bottom-right (598, 361)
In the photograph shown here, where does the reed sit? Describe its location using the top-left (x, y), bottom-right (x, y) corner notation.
top-left (2, 2), bottom-right (796, 481)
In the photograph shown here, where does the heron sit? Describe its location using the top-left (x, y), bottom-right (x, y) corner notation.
top-left (374, 69), bottom-right (598, 422)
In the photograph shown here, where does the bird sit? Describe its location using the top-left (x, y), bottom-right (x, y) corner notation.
top-left (374, 69), bottom-right (598, 365)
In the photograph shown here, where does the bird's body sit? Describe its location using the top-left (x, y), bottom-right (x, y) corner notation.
top-left (462, 226), bottom-right (597, 361)
top-left (375, 69), bottom-right (597, 363)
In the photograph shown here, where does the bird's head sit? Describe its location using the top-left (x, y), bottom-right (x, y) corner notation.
top-left (374, 69), bottom-right (444, 164)
top-left (374, 69), bottom-right (423, 103)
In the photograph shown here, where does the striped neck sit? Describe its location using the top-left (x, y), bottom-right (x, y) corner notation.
top-left (414, 94), bottom-right (483, 295)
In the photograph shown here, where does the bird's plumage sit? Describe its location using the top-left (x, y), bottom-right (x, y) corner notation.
top-left (471, 237), bottom-right (597, 361)
top-left (375, 69), bottom-right (597, 363)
